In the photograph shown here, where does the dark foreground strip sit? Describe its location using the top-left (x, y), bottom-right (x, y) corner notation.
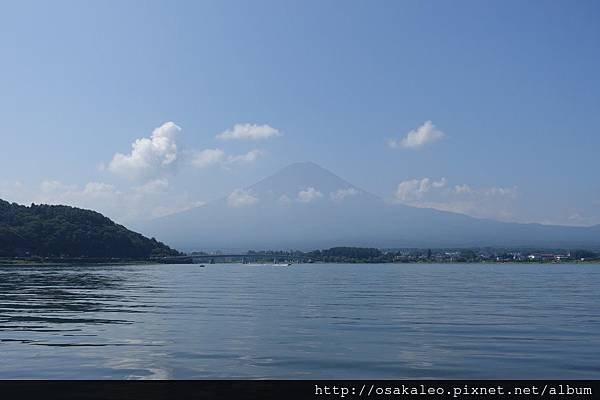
top-left (0, 380), bottom-right (598, 400)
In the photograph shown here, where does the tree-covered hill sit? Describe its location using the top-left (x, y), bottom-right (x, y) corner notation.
top-left (0, 200), bottom-right (180, 258)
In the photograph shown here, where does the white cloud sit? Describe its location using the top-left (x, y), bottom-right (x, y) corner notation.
top-left (393, 177), bottom-right (517, 220)
top-left (395, 178), bottom-right (446, 202)
top-left (227, 188), bottom-right (259, 208)
top-left (453, 184), bottom-right (473, 194)
top-left (297, 187), bottom-right (323, 203)
top-left (389, 120), bottom-right (445, 149)
top-left (190, 148), bottom-right (226, 168)
top-left (190, 149), bottom-right (265, 169)
top-left (105, 121), bottom-right (269, 178)
top-left (433, 181), bottom-right (447, 188)
top-left (107, 121), bottom-right (180, 180)
top-left (216, 123), bottom-right (280, 140)
top-left (226, 149), bottom-right (265, 164)
top-left (330, 187), bottom-right (360, 202)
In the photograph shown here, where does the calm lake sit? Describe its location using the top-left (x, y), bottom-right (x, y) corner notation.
top-left (0, 263), bottom-right (599, 379)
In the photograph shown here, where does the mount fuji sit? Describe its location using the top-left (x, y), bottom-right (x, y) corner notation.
top-left (137, 162), bottom-right (600, 251)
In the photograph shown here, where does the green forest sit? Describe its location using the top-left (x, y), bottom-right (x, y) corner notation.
top-left (0, 199), bottom-right (180, 259)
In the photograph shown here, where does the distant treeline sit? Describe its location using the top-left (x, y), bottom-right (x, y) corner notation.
top-left (0, 200), bottom-right (180, 259)
top-left (247, 247), bottom-right (384, 263)
top-left (246, 247), bottom-right (600, 263)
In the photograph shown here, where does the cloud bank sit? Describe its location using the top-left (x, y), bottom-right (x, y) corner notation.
top-left (395, 178), bottom-right (447, 202)
top-left (393, 177), bottom-right (517, 220)
top-left (25, 178), bottom-right (201, 222)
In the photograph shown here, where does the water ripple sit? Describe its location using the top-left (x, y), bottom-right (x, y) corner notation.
top-left (0, 263), bottom-right (599, 379)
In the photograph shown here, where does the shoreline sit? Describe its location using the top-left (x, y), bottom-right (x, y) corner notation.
top-left (1, 260), bottom-right (599, 267)
top-left (0, 260), bottom-right (161, 267)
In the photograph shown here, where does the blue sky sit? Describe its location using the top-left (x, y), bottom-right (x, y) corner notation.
top-left (1, 0), bottom-right (599, 225)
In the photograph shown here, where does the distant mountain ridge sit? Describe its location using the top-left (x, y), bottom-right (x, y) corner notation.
top-left (138, 162), bottom-right (600, 251)
top-left (0, 200), bottom-right (180, 258)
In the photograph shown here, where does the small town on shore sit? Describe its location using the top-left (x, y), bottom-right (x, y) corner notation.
top-left (187, 247), bottom-right (600, 265)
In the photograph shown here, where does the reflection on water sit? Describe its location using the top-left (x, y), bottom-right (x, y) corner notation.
top-left (0, 267), bottom-right (136, 329)
top-left (0, 263), bottom-right (599, 379)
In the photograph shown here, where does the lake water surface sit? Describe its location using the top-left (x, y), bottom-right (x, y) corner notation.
top-left (1, 263), bottom-right (599, 379)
